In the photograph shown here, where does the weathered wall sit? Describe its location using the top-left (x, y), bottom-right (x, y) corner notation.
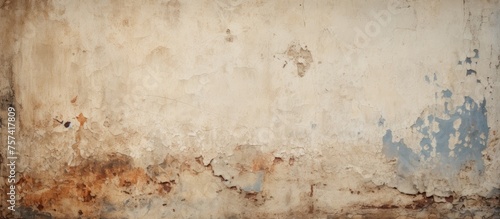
top-left (1, 0), bottom-right (499, 218)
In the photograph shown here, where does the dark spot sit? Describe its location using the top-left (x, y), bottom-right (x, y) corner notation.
top-left (18, 207), bottom-right (53, 219)
top-left (245, 192), bottom-right (258, 201)
top-left (122, 180), bottom-right (131, 187)
top-left (273, 157), bottom-right (283, 164)
top-left (442, 89), bottom-right (452, 98)
top-left (288, 157), bottom-right (295, 166)
top-left (473, 49), bottom-right (479, 58)
top-left (226, 29), bottom-right (230, 34)
top-left (477, 79), bottom-right (481, 83)
top-left (160, 182), bottom-right (172, 193)
top-left (64, 121), bottom-right (71, 128)
top-left (0, 92), bottom-right (14, 110)
top-left (466, 69), bottom-right (477, 76)
top-left (362, 204), bottom-right (399, 209)
top-left (310, 184), bottom-right (314, 197)
top-left (458, 60), bottom-right (462, 65)
top-left (445, 196), bottom-right (453, 203)
top-left (195, 156), bottom-right (203, 165)
top-left (78, 210), bottom-right (83, 215)
top-left (465, 57), bottom-right (472, 64)
top-left (37, 204), bottom-right (44, 211)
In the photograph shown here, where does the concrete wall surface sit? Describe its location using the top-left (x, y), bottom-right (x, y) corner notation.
top-left (0, 0), bottom-right (499, 218)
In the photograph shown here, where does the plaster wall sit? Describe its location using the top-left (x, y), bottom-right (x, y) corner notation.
top-left (0, 0), bottom-right (499, 218)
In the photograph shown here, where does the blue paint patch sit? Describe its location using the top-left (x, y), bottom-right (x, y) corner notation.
top-left (242, 171), bottom-right (264, 193)
top-left (383, 95), bottom-right (489, 187)
top-left (382, 130), bottom-right (420, 176)
top-left (466, 69), bottom-right (477, 76)
top-left (465, 57), bottom-right (472, 64)
top-left (473, 49), bottom-right (479, 58)
top-left (442, 89), bottom-right (452, 98)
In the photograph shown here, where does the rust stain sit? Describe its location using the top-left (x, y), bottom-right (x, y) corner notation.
top-left (361, 204), bottom-right (399, 209)
top-left (252, 156), bottom-right (270, 172)
top-left (159, 182), bottom-right (172, 193)
top-left (19, 153), bottom-right (150, 218)
top-left (405, 194), bottom-right (434, 209)
top-left (244, 192), bottom-right (258, 201)
top-left (76, 112), bottom-right (87, 127)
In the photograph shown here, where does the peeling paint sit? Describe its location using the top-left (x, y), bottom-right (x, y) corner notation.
top-left (383, 95), bottom-right (489, 195)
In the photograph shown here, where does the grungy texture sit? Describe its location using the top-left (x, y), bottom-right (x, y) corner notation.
top-left (0, 0), bottom-right (499, 218)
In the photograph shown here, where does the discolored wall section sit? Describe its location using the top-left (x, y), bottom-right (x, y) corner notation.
top-left (0, 0), bottom-right (499, 218)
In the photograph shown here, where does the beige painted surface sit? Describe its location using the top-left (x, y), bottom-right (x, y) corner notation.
top-left (0, 0), bottom-right (499, 218)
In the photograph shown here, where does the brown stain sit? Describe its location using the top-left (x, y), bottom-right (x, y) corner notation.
top-left (445, 196), bottom-right (453, 203)
top-left (70, 95), bottom-right (78, 104)
top-left (76, 112), bottom-right (87, 127)
top-left (310, 184), bottom-right (314, 197)
top-left (195, 156), bottom-right (204, 165)
top-left (252, 156), bottom-right (270, 172)
top-left (225, 28), bottom-right (234, 42)
top-left (273, 157), bottom-right (283, 165)
top-left (361, 204), bottom-right (399, 209)
top-left (405, 194), bottom-right (434, 209)
top-left (286, 43), bottom-right (313, 77)
top-left (76, 183), bottom-right (95, 202)
top-left (19, 153), bottom-right (150, 218)
top-left (159, 182), bottom-right (172, 193)
top-left (308, 204), bottom-right (314, 214)
top-left (244, 192), bottom-right (258, 201)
